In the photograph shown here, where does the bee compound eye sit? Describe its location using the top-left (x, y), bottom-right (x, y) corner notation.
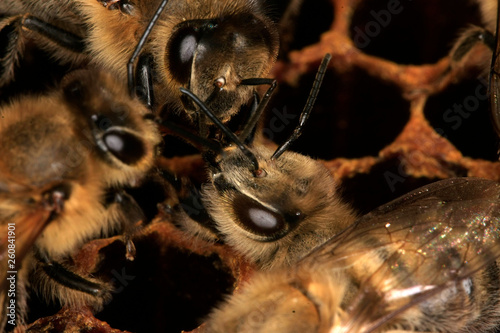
top-left (103, 130), bottom-right (145, 165)
top-left (179, 33), bottom-right (197, 64)
top-left (168, 19), bottom-right (220, 84)
top-left (248, 207), bottom-right (279, 230)
top-left (168, 25), bottom-right (200, 84)
top-left (233, 194), bottom-right (287, 239)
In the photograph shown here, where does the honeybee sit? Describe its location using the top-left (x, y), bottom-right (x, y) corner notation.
top-left (0, 69), bottom-right (161, 330)
top-left (206, 177), bottom-right (500, 333)
top-left (0, 0), bottom-right (279, 124)
top-left (447, 0), bottom-right (496, 77)
top-left (168, 54), bottom-right (358, 270)
top-left (448, 0), bottom-right (500, 141)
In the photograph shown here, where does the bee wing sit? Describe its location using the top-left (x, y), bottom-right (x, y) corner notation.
top-left (0, 196), bottom-right (52, 292)
top-left (302, 177), bottom-right (500, 333)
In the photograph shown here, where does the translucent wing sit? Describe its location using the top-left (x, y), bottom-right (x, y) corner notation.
top-left (301, 177), bottom-right (500, 333)
top-left (0, 183), bottom-right (61, 293)
top-left (0, 206), bottom-right (52, 290)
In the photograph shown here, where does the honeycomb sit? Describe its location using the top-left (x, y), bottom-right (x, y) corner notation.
top-left (13, 0), bottom-right (500, 331)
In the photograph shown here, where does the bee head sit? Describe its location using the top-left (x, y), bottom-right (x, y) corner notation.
top-left (60, 69), bottom-right (162, 186)
top-left (166, 7), bottom-right (279, 123)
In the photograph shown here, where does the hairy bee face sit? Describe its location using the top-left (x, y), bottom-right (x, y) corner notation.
top-left (164, 8), bottom-right (279, 122)
top-left (202, 145), bottom-right (356, 270)
top-left (0, 101), bottom-right (96, 256)
top-left (0, 69), bottom-right (161, 328)
top-left (82, 0), bottom-right (279, 122)
top-left (59, 69), bottom-right (161, 186)
top-left (206, 178), bottom-right (500, 333)
top-left (166, 53), bottom-right (338, 270)
top-left (0, 69), bottom-right (160, 257)
top-left (1, 0), bottom-right (279, 128)
top-left (0, 0), bottom-right (88, 87)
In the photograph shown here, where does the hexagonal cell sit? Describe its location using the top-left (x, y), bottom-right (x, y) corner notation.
top-left (339, 158), bottom-right (451, 214)
top-left (425, 76), bottom-right (499, 161)
top-left (278, 0), bottom-right (335, 57)
top-left (350, 0), bottom-right (482, 64)
top-left (263, 68), bottom-right (410, 159)
top-left (96, 241), bottom-right (235, 333)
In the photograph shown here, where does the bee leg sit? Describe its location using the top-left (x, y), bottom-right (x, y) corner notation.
top-left (158, 171), bottom-right (221, 242)
top-left (278, 0), bottom-right (305, 58)
top-left (238, 78), bottom-right (277, 142)
top-left (0, 15), bottom-right (26, 86)
top-left (449, 25), bottom-right (500, 144)
top-left (160, 118), bottom-right (223, 153)
top-left (0, 14), bottom-right (84, 87)
top-left (38, 254), bottom-right (105, 297)
top-left (106, 189), bottom-right (146, 261)
top-left (22, 15), bottom-right (85, 53)
top-left (449, 26), bottom-right (495, 67)
top-left (127, 0), bottom-right (168, 97)
top-left (134, 53), bottom-right (155, 110)
top-left (241, 92), bottom-right (260, 144)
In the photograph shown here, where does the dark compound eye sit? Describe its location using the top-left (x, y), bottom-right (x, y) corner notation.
top-left (232, 194), bottom-right (288, 240)
top-left (102, 130), bottom-right (145, 165)
top-left (167, 20), bottom-right (218, 85)
top-left (248, 207), bottom-right (280, 230)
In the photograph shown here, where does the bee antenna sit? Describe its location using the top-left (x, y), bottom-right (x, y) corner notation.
top-left (238, 78), bottom-right (277, 142)
top-left (179, 88), bottom-right (260, 171)
top-left (127, 0), bottom-right (169, 97)
top-left (160, 119), bottom-right (223, 155)
top-left (271, 53), bottom-right (331, 160)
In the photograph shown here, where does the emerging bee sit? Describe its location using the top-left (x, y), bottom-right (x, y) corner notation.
top-left (206, 177), bottom-right (500, 333)
top-left (169, 54), bottom-right (357, 270)
top-left (0, 69), bottom-right (161, 330)
top-left (0, 0), bottom-right (279, 124)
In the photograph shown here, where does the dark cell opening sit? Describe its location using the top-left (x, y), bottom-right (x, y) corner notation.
top-left (350, 0), bottom-right (482, 65)
top-left (264, 68), bottom-right (410, 160)
top-left (97, 236), bottom-right (235, 333)
top-left (425, 76), bottom-right (499, 161)
top-left (339, 158), bottom-right (453, 215)
top-left (277, 0), bottom-right (334, 58)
